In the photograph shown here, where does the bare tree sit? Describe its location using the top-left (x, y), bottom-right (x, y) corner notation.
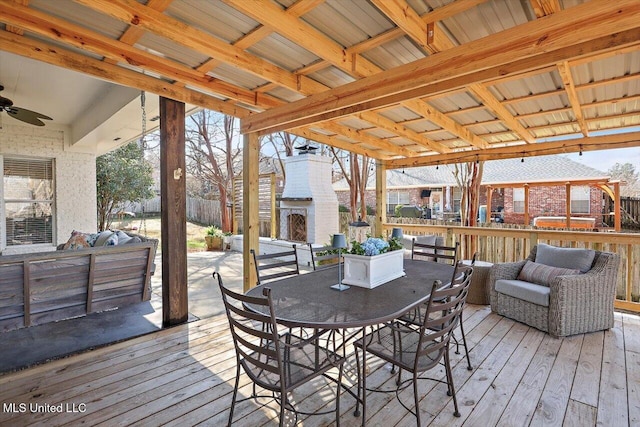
top-left (452, 161), bottom-right (484, 227)
top-left (451, 161), bottom-right (483, 258)
top-left (185, 111), bottom-right (241, 232)
top-left (264, 132), bottom-right (299, 180)
top-left (330, 148), bottom-right (373, 222)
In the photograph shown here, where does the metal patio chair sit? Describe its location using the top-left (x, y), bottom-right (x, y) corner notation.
top-left (215, 271), bottom-right (345, 426)
top-left (353, 265), bottom-right (473, 426)
top-left (251, 245), bottom-right (300, 285)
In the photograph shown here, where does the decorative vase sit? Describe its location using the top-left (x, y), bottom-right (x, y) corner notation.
top-left (342, 250), bottom-right (405, 289)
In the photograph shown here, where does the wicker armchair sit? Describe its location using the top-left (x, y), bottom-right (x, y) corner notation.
top-left (489, 245), bottom-right (620, 337)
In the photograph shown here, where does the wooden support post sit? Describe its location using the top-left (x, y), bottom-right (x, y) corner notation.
top-left (160, 97), bottom-right (188, 327)
top-left (232, 179), bottom-right (238, 235)
top-left (243, 132), bottom-right (260, 292)
top-left (486, 186), bottom-right (493, 224)
top-left (23, 261), bottom-right (30, 327)
top-left (565, 183), bottom-right (572, 229)
top-left (270, 172), bottom-right (277, 240)
top-left (613, 181), bottom-right (621, 232)
top-left (375, 161), bottom-right (387, 236)
top-left (86, 253), bottom-right (96, 313)
top-left (524, 184), bottom-right (530, 226)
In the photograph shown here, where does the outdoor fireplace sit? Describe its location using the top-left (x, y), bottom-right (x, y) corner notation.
top-left (279, 151), bottom-right (339, 245)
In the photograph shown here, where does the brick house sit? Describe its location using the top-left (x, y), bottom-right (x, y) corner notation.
top-left (333, 155), bottom-right (613, 227)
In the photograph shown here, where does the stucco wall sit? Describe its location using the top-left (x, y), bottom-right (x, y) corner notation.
top-left (0, 123), bottom-right (97, 254)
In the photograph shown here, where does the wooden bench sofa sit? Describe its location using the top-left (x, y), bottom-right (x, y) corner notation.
top-left (0, 233), bottom-right (157, 332)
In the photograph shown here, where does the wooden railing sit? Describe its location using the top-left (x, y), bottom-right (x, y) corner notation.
top-left (381, 222), bottom-right (640, 313)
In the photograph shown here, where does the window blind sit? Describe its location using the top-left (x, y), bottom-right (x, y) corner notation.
top-left (3, 158), bottom-right (54, 246)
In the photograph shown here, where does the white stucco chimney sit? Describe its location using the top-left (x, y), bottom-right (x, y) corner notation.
top-left (279, 153), bottom-right (339, 245)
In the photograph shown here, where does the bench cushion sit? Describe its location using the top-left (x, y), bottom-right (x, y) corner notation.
top-left (517, 260), bottom-right (580, 287)
top-left (495, 279), bottom-right (551, 307)
top-left (535, 243), bottom-right (595, 273)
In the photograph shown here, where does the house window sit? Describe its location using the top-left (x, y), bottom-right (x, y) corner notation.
top-left (2, 157), bottom-right (55, 248)
top-left (570, 186), bottom-right (590, 214)
top-left (387, 190), bottom-right (410, 213)
top-left (513, 188), bottom-right (525, 213)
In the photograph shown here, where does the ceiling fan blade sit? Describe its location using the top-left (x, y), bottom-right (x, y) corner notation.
top-left (6, 106), bottom-right (52, 126)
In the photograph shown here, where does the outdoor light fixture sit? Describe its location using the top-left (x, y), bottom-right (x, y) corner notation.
top-left (330, 233), bottom-right (349, 291)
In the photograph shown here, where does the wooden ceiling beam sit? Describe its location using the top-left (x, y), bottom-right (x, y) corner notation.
top-left (370, 0), bottom-right (429, 52)
top-left (393, 18), bottom-right (537, 146)
top-left (291, 128), bottom-right (392, 160)
top-left (222, 0), bottom-right (379, 78)
top-left (0, 30), bottom-right (251, 118)
top-left (384, 132), bottom-right (640, 168)
top-left (401, 99), bottom-right (489, 149)
top-left (367, 8), bottom-right (496, 148)
top-left (489, 178), bottom-right (611, 188)
top-left (194, 0), bottom-right (325, 77)
top-left (556, 61), bottom-right (588, 136)
top-left (109, 0), bottom-right (174, 60)
top-left (530, 0), bottom-right (586, 138)
top-left (74, 0), bottom-right (328, 95)
top-left (232, 0), bottom-right (483, 152)
top-left (4, 0), bottom-right (28, 34)
top-left (249, 30), bottom-right (640, 134)
top-left (0, 1), bottom-right (282, 110)
top-left (529, 0), bottom-right (561, 18)
top-left (371, 7), bottom-right (532, 148)
top-left (224, 0), bottom-right (452, 156)
top-left (357, 111), bottom-right (452, 153)
top-left (316, 122), bottom-right (417, 157)
top-left (468, 83), bottom-right (537, 144)
top-left (241, 0), bottom-right (640, 134)
top-left (346, 0), bottom-right (489, 55)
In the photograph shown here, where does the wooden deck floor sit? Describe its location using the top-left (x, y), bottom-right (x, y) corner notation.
top-left (1, 305), bottom-right (638, 426)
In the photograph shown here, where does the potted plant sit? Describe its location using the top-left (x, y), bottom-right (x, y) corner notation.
top-left (342, 236), bottom-right (404, 289)
top-left (204, 225), bottom-right (224, 251)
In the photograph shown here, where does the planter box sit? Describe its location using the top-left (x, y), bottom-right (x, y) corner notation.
top-left (342, 250), bottom-right (405, 289)
top-left (205, 235), bottom-right (223, 251)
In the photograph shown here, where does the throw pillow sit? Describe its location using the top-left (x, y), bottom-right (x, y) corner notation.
top-left (94, 230), bottom-right (115, 247)
top-left (535, 243), bottom-right (596, 273)
top-left (113, 230), bottom-right (133, 245)
top-left (85, 233), bottom-right (100, 247)
top-left (517, 260), bottom-right (580, 287)
top-left (62, 231), bottom-right (91, 250)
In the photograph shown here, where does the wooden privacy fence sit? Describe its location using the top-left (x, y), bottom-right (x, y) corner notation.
top-left (232, 173), bottom-right (277, 238)
top-left (381, 222), bottom-right (640, 313)
top-left (125, 197), bottom-right (222, 226)
top-left (605, 196), bottom-right (640, 229)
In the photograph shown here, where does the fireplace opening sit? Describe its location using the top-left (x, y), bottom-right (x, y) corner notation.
top-left (287, 213), bottom-right (306, 242)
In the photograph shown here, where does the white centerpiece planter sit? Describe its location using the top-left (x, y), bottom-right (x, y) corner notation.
top-left (342, 249), bottom-right (405, 289)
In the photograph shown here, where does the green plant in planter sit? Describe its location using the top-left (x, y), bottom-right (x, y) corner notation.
top-left (205, 226), bottom-right (223, 250)
top-left (205, 226), bottom-right (223, 237)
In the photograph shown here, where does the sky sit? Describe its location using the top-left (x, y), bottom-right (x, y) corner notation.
top-left (562, 146), bottom-right (640, 174)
